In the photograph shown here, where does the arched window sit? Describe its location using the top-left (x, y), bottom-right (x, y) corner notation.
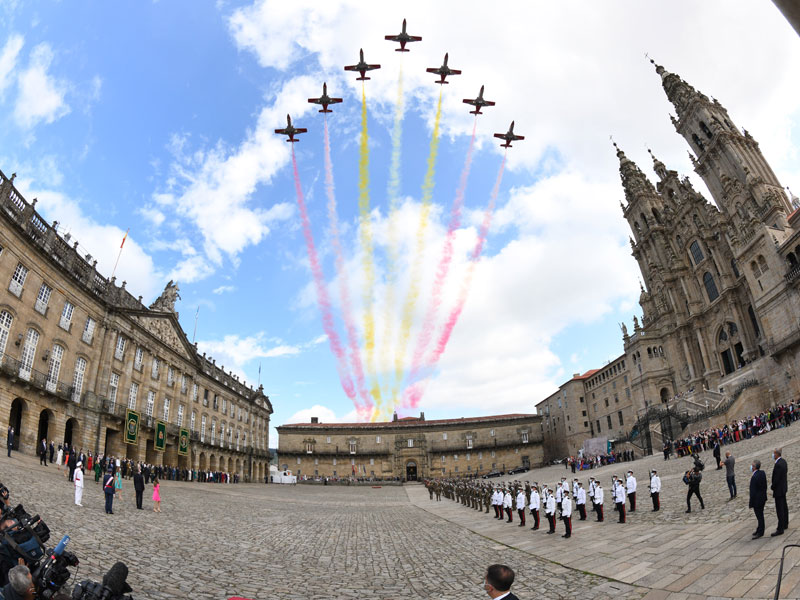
top-left (718, 329), bottom-right (728, 343)
top-left (718, 321), bottom-right (744, 375)
top-left (731, 258), bottom-right (741, 278)
top-left (788, 253), bottom-right (798, 267)
top-left (751, 261), bottom-right (761, 278)
top-left (640, 213), bottom-right (649, 228)
top-left (703, 272), bottom-right (719, 302)
top-left (634, 222), bottom-right (641, 233)
top-left (658, 346), bottom-right (664, 356)
top-left (72, 357), bottom-right (87, 403)
top-left (46, 344), bottom-right (64, 392)
top-left (652, 208), bottom-right (661, 224)
top-left (647, 347), bottom-right (652, 358)
top-left (692, 133), bottom-right (705, 152)
top-left (19, 328), bottom-right (39, 380)
top-left (689, 241), bottom-right (705, 265)
top-left (699, 121), bottom-right (713, 139)
top-left (0, 310), bottom-right (12, 358)
top-left (758, 255), bottom-right (769, 273)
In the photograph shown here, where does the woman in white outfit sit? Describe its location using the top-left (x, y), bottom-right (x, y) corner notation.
top-left (56, 445), bottom-right (63, 470)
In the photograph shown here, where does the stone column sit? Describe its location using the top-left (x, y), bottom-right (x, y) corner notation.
top-left (682, 337), bottom-right (696, 380)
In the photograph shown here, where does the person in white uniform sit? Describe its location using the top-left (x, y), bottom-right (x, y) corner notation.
top-left (74, 460), bottom-right (84, 507)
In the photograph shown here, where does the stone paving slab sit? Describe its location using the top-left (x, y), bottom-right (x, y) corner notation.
top-left (408, 422), bottom-right (800, 599)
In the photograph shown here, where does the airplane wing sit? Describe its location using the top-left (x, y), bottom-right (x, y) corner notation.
top-left (275, 127), bottom-right (288, 135)
top-left (426, 67), bottom-right (439, 74)
top-left (408, 35), bottom-right (422, 42)
top-left (514, 135), bottom-right (525, 141)
top-left (450, 69), bottom-right (462, 75)
top-left (493, 133), bottom-right (506, 139)
top-left (308, 98), bottom-right (322, 104)
top-left (295, 128), bottom-right (308, 134)
top-left (329, 98), bottom-right (343, 104)
top-left (484, 100), bottom-right (496, 106)
top-left (344, 65), bottom-right (359, 71)
top-left (463, 99), bottom-right (477, 105)
top-left (367, 64), bottom-right (381, 70)
top-left (384, 35), bottom-right (400, 42)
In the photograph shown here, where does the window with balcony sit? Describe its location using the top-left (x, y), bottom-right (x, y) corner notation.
top-left (9, 263), bottom-right (28, 297)
top-left (162, 397), bottom-right (170, 421)
top-left (190, 411), bottom-right (196, 432)
top-left (82, 317), bottom-right (96, 344)
top-left (201, 415), bottom-right (207, 442)
top-left (108, 373), bottom-right (119, 412)
top-left (181, 374), bottom-right (188, 394)
top-left (19, 328), bottom-right (40, 381)
top-left (210, 419), bottom-right (216, 445)
top-left (222, 397), bottom-right (227, 413)
top-left (133, 347), bottom-right (143, 370)
top-left (145, 391), bottom-right (156, 417)
top-left (522, 432), bottom-right (529, 444)
top-left (151, 357), bottom-right (160, 379)
top-left (236, 430), bottom-right (240, 451)
top-left (407, 439), bottom-right (414, 448)
top-left (466, 437), bottom-right (473, 449)
top-left (177, 404), bottom-right (184, 427)
top-left (34, 283), bottom-right (52, 315)
top-left (376, 435), bottom-right (381, 444)
top-left (114, 335), bottom-right (126, 360)
top-left (59, 301), bottom-right (74, 331)
top-left (46, 344), bottom-right (64, 393)
top-left (72, 357), bottom-right (86, 403)
top-left (128, 382), bottom-right (138, 410)
top-left (213, 394), bottom-right (219, 410)
top-left (0, 310), bottom-right (12, 358)
top-left (349, 442), bottom-right (356, 454)
top-left (219, 422), bottom-right (225, 446)
top-left (167, 366), bottom-right (175, 387)
top-left (192, 383), bottom-right (198, 402)
top-left (306, 442), bottom-right (313, 454)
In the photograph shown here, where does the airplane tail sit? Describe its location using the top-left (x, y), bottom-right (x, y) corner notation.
top-left (320, 108), bottom-right (332, 113)
top-left (470, 109), bottom-right (481, 115)
top-left (357, 76), bottom-right (371, 81)
top-left (436, 78), bottom-right (449, 85)
top-left (395, 48), bottom-right (410, 52)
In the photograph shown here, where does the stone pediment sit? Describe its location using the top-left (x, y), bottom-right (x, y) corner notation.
top-left (128, 312), bottom-right (196, 362)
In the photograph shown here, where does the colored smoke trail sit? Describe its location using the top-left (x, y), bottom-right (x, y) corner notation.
top-left (357, 84), bottom-right (382, 416)
top-left (324, 116), bottom-right (372, 413)
top-left (402, 153), bottom-right (507, 410)
top-left (405, 117), bottom-right (477, 389)
top-left (290, 146), bottom-right (368, 418)
top-left (378, 63), bottom-right (405, 402)
top-left (389, 89), bottom-right (443, 416)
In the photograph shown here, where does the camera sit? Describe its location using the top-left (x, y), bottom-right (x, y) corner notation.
top-left (32, 536), bottom-right (80, 600)
top-left (72, 562), bottom-right (133, 600)
top-left (0, 503), bottom-right (50, 563)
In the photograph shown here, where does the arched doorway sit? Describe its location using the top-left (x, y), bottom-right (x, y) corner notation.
top-left (8, 398), bottom-right (25, 450)
top-left (37, 409), bottom-right (54, 448)
top-left (209, 454), bottom-right (216, 471)
top-left (660, 388), bottom-right (670, 404)
top-left (227, 457), bottom-right (233, 472)
top-left (64, 417), bottom-right (79, 449)
top-left (198, 452), bottom-right (207, 471)
top-left (406, 461), bottom-right (417, 481)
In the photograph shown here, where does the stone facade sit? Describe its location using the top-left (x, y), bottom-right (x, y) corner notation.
top-left (0, 170), bottom-right (272, 481)
top-left (538, 62), bottom-right (800, 460)
top-left (277, 413), bottom-right (543, 480)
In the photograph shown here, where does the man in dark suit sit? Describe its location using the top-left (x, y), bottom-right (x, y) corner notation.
top-left (48, 441), bottom-right (54, 463)
top-left (133, 467), bottom-right (145, 509)
top-left (483, 564), bottom-right (519, 600)
top-left (103, 468), bottom-right (115, 514)
top-left (6, 427), bottom-right (13, 457)
top-left (39, 439), bottom-right (47, 466)
top-left (749, 459), bottom-right (767, 538)
top-left (771, 448), bottom-right (788, 536)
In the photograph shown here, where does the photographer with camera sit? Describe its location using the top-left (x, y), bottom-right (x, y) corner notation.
top-left (2, 564), bottom-right (34, 600)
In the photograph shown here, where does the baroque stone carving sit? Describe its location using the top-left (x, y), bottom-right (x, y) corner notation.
top-left (150, 280), bottom-right (181, 314)
top-left (130, 315), bottom-right (192, 361)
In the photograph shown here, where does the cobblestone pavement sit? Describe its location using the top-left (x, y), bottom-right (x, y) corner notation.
top-left (411, 422), bottom-right (800, 599)
top-left (0, 454), bottom-right (643, 600)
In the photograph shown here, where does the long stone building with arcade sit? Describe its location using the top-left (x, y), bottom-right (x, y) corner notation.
top-left (277, 412), bottom-right (543, 480)
top-left (0, 169), bottom-right (272, 481)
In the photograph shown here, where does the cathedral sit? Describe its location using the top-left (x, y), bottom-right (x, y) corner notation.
top-left (538, 60), bottom-right (800, 459)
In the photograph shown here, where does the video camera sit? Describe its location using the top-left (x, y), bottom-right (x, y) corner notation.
top-left (32, 536), bottom-right (80, 600)
top-left (72, 562), bottom-right (133, 600)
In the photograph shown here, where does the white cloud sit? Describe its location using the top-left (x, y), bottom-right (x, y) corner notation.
top-left (227, 0), bottom-right (800, 422)
top-left (138, 205), bottom-right (165, 227)
top-left (212, 284), bottom-right (236, 295)
top-left (0, 34), bottom-right (23, 99)
top-left (13, 42), bottom-right (70, 129)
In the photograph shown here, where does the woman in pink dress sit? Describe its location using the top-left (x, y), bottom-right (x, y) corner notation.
top-left (152, 477), bottom-right (161, 512)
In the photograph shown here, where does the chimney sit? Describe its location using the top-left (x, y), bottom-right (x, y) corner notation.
top-left (310, 417), bottom-right (319, 424)
top-left (392, 411), bottom-right (398, 422)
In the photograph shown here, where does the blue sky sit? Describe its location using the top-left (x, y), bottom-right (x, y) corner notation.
top-left (0, 1), bottom-right (798, 446)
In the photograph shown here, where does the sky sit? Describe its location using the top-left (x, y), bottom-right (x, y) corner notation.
top-left (0, 1), bottom-right (798, 447)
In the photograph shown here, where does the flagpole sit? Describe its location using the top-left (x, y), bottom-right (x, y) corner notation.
top-left (258, 362), bottom-right (262, 386)
top-left (110, 228), bottom-right (130, 281)
top-left (192, 306), bottom-right (199, 344)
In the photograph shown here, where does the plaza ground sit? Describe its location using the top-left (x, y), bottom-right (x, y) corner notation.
top-left (2, 423), bottom-right (799, 599)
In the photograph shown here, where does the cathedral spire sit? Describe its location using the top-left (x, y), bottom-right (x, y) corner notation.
top-left (614, 141), bottom-right (655, 204)
top-left (647, 147), bottom-right (668, 181)
top-left (649, 58), bottom-right (709, 119)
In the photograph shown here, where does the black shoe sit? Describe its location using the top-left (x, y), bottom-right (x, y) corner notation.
top-left (771, 530), bottom-right (784, 537)
top-left (547, 530), bottom-right (554, 534)
top-left (701, 505), bottom-right (705, 510)
top-left (685, 509), bottom-right (691, 513)
top-left (752, 533), bottom-right (763, 539)
top-left (531, 526), bottom-right (538, 530)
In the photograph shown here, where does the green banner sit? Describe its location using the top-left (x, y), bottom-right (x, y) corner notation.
top-left (125, 410), bottom-right (140, 445)
top-left (178, 427), bottom-right (189, 456)
top-left (155, 420), bottom-right (167, 452)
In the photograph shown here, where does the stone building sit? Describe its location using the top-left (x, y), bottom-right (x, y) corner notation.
top-left (0, 170), bottom-right (272, 481)
top-left (539, 61), bottom-right (800, 460)
top-left (277, 412), bottom-right (543, 480)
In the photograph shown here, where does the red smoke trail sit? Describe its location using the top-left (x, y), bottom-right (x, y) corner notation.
top-left (291, 145), bottom-right (369, 418)
top-left (323, 117), bottom-right (372, 414)
top-left (403, 153), bottom-right (507, 409)
top-left (405, 117), bottom-right (478, 389)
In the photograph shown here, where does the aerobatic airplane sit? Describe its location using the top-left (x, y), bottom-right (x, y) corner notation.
top-left (385, 18), bottom-right (422, 51)
top-left (463, 85), bottom-right (496, 115)
top-left (274, 114), bottom-right (307, 142)
top-left (308, 83), bottom-right (343, 113)
top-left (494, 121), bottom-right (525, 148)
top-left (344, 49), bottom-right (381, 81)
top-left (426, 53), bottom-right (461, 84)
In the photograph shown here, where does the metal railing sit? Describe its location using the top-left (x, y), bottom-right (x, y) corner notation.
top-left (0, 355), bottom-right (74, 402)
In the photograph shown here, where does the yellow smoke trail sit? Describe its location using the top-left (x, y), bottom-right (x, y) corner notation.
top-left (378, 63), bottom-right (404, 404)
top-left (388, 89), bottom-right (443, 418)
top-left (357, 84), bottom-right (381, 419)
